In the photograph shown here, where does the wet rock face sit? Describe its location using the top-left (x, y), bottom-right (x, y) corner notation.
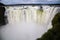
top-left (0, 3), bottom-right (6, 26)
top-left (37, 13), bottom-right (60, 40)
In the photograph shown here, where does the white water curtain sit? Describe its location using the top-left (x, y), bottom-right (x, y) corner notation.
top-left (1, 6), bottom-right (59, 40)
top-left (5, 6), bottom-right (57, 27)
top-left (5, 6), bottom-right (38, 24)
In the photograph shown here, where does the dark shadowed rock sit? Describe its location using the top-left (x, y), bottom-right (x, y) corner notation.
top-left (0, 3), bottom-right (6, 26)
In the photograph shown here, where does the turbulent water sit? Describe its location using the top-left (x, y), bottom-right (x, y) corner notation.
top-left (0, 6), bottom-right (60, 40)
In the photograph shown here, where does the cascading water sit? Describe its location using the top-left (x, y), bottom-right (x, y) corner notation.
top-left (1, 5), bottom-right (59, 40)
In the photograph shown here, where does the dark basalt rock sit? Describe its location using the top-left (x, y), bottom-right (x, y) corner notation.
top-left (0, 3), bottom-right (7, 26)
top-left (37, 13), bottom-right (60, 40)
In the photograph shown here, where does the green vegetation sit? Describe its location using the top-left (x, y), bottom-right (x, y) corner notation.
top-left (37, 13), bottom-right (60, 40)
top-left (52, 13), bottom-right (60, 26)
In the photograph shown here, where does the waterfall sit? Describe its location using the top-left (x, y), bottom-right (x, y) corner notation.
top-left (1, 6), bottom-right (59, 40)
